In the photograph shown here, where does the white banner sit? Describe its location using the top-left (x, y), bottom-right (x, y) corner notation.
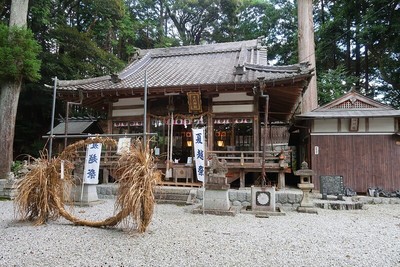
top-left (117, 137), bottom-right (131, 155)
top-left (192, 128), bottom-right (206, 182)
top-left (83, 143), bottom-right (102, 184)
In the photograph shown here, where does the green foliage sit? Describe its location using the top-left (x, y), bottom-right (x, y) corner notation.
top-left (14, 84), bottom-right (50, 158)
top-left (317, 66), bottom-right (358, 105)
top-left (314, 0), bottom-right (400, 104)
top-left (165, 0), bottom-right (221, 45)
top-left (376, 84), bottom-right (400, 109)
top-left (11, 161), bottom-right (23, 175)
top-left (51, 26), bottom-right (124, 79)
top-left (0, 24), bottom-right (41, 82)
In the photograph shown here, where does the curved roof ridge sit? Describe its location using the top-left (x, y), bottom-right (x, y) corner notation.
top-left (58, 75), bottom-right (110, 87)
top-left (151, 47), bottom-right (240, 58)
top-left (245, 62), bottom-right (312, 73)
top-left (118, 53), bottom-right (152, 80)
top-left (140, 39), bottom-right (258, 56)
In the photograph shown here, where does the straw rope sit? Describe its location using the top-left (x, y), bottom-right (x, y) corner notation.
top-left (14, 137), bottom-right (161, 233)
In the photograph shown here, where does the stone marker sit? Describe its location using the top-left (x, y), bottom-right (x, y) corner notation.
top-left (198, 154), bottom-right (235, 216)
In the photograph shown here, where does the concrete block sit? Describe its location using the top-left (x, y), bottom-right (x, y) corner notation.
top-left (70, 184), bottom-right (99, 203)
top-left (196, 188), bottom-right (204, 200)
top-left (203, 189), bottom-right (230, 211)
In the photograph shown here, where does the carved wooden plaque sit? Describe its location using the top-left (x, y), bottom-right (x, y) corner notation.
top-left (187, 92), bottom-right (202, 113)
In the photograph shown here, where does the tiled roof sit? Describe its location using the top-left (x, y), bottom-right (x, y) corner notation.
top-left (57, 39), bottom-right (313, 91)
top-left (297, 109), bottom-right (400, 118)
top-left (47, 118), bottom-right (102, 135)
top-left (297, 91), bottom-right (400, 119)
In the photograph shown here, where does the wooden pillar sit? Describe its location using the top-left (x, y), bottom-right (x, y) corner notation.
top-left (240, 169), bottom-right (245, 189)
top-left (207, 95), bottom-right (214, 153)
top-left (253, 94), bottom-right (260, 156)
top-left (298, 0), bottom-right (318, 113)
top-left (102, 168), bottom-right (109, 184)
top-left (107, 103), bottom-right (113, 134)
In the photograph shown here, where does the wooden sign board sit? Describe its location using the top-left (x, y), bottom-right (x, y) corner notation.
top-left (187, 92), bottom-right (202, 113)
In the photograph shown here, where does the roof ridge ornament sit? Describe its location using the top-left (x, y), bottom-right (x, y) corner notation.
top-left (110, 74), bottom-right (121, 83)
top-left (233, 65), bottom-right (245, 75)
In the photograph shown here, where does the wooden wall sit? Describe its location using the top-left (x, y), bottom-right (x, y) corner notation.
top-left (310, 135), bottom-right (400, 193)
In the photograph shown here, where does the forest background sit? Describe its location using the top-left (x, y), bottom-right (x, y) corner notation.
top-left (0, 0), bottom-right (399, 160)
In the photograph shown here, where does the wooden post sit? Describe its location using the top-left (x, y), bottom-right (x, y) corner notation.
top-left (298, 0), bottom-right (318, 113)
top-left (239, 169), bottom-right (245, 189)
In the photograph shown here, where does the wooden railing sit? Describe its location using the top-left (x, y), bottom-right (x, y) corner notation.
top-left (206, 150), bottom-right (292, 169)
top-left (71, 147), bottom-right (292, 187)
top-left (72, 148), bottom-right (292, 169)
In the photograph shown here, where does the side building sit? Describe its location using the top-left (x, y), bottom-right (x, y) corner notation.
top-left (295, 91), bottom-right (400, 193)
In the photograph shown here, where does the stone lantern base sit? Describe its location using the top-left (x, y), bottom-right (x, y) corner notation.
top-left (297, 183), bottom-right (317, 214)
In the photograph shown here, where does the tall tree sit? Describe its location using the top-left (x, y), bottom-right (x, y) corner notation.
top-left (314, 0), bottom-right (399, 107)
top-left (165, 0), bottom-right (220, 45)
top-left (0, 0), bottom-right (40, 178)
top-left (298, 0), bottom-right (318, 112)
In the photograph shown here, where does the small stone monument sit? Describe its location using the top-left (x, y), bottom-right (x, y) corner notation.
top-left (251, 186), bottom-right (276, 214)
top-left (69, 160), bottom-right (100, 205)
top-left (295, 161), bottom-right (317, 214)
top-left (200, 154), bottom-right (235, 215)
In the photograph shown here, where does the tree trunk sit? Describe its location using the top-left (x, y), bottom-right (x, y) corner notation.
top-left (0, 0), bottom-right (29, 179)
top-left (346, 18), bottom-right (351, 74)
top-left (0, 80), bottom-right (22, 179)
top-left (9, 0), bottom-right (29, 27)
top-left (298, 0), bottom-right (318, 113)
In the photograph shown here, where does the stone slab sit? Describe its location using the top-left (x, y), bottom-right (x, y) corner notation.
top-left (205, 184), bottom-right (230, 190)
top-left (242, 206), bottom-right (286, 216)
top-left (203, 189), bottom-right (230, 211)
top-left (297, 206), bottom-right (318, 214)
top-left (192, 206), bottom-right (237, 216)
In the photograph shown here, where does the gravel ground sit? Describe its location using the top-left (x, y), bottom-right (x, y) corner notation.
top-left (0, 199), bottom-right (399, 267)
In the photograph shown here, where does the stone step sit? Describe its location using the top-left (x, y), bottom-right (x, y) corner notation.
top-left (155, 192), bottom-right (189, 201)
top-left (314, 202), bottom-right (364, 210)
top-left (0, 179), bottom-right (18, 199)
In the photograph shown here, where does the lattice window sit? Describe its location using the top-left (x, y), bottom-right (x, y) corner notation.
top-left (332, 100), bottom-right (374, 109)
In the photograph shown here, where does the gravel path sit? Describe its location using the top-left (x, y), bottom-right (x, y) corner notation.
top-left (1, 199), bottom-right (399, 267)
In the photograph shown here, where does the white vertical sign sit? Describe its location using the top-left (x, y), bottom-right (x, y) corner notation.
top-left (83, 143), bottom-right (102, 184)
top-left (192, 128), bottom-right (206, 182)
